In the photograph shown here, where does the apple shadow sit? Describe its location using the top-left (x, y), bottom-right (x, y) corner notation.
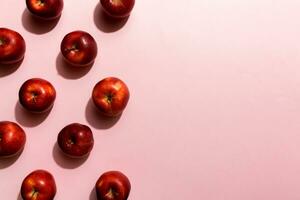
top-left (85, 98), bottom-right (121, 130)
top-left (0, 59), bottom-right (23, 77)
top-left (52, 143), bottom-right (89, 169)
top-left (17, 192), bottom-right (22, 200)
top-left (14, 102), bottom-right (51, 127)
top-left (89, 187), bottom-right (97, 200)
top-left (0, 149), bottom-right (23, 169)
top-left (56, 53), bottom-right (93, 80)
top-left (93, 3), bottom-right (129, 33)
top-left (21, 9), bottom-right (60, 34)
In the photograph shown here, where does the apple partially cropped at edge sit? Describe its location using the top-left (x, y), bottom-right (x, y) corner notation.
top-left (26, 0), bottom-right (64, 20)
top-left (19, 78), bottom-right (56, 113)
top-left (100, 0), bottom-right (135, 18)
top-left (95, 171), bottom-right (131, 200)
top-left (57, 123), bottom-right (94, 158)
top-left (60, 31), bottom-right (98, 67)
top-left (0, 121), bottom-right (26, 158)
top-left (92, 77), bottom-right (130, 117)
top-left (0, 28), bottom-right (26, 64)
top-left (21, 169), bottom-right (56, 200)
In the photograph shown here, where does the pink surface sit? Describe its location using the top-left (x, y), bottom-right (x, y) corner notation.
top-left (1, 0), bottom-right (300, 199)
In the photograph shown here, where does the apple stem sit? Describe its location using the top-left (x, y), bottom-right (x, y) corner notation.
top-left (0, 38), bottom-right (3, 46)
top-left (38, 0), bottom-right (45, 6)
top-left (105, 188), bottom-right (118, 198)
top-left (69, 138), bottom-right (75, 144)
top-left (31, 93), bottom-right (38, 103)
top-left (31, 189), bottom-right (39, 199)
top-left (32, 97), bottom-right (37, 103)
top-left (106, 94), bottom-right (114, 104)
top-left (67, 135), bottom-right (77, 145)
top-left (111, 0), bottom-right (125, 7)
top-left (69, 44), bottom-right (79, 52)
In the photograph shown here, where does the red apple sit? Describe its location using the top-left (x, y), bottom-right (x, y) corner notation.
top-left (21, 169), bottom-right (56, 200)
top-left (0, 121), bottom-right (26, 157)
top-left (26, 0), bottom-right (64, 20)
top-left (95, 171), bottom-right (131, 200)
top-left (100, 0), bottom-right (135, 18)
top-left (60, 31), bottom-right (98, 67)
top-left (92, 77), bottom-right (130, 117)
top-left (19, 78), bottom-right (56, 113)
top-left (57, 123), bottom-right (94, 158)
top-left (0, 28), bottom-right (26, 64)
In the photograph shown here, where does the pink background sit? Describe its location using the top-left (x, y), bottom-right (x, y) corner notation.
top-left (1, 0), bottom-right (300, 199)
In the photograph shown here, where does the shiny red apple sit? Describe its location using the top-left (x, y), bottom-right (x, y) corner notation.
top-left (100, 0), bottom-right (135, 18)
top-left (0, 121), bottom-right (26, 157)
top-left (92, 77), bottom-right (130, 117)
top-left (0, 28), bottom-right (26, 64)
top-left (57, 123), bottom-right (94, 158)
top-left (19, 78), bottom-right (56, 113)
top-left (95, 171), bottom-right (131, 200)
top-left (21, 169), bottom-right (56, 200)
top-left (26, 0), bottom-right (64, 20)
top-left (60, 31), bottom-right (98, 67)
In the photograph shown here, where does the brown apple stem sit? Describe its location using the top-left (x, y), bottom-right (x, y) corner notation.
top-left (0, 134), bottom-right (2, 141)
top-left (0, 38), bottom-right (3, 45)
top-left (68, 135), bottom-right (76, 145)
top-left (32, 97), bottom-right (37, 103)
top-left (105, 188), bottom-right (118, 198)
top-left (31, 93), bottom-right (38, 103)
top-left (31, 189), bottom-right (39, 199)
top-left (111, 0), bottom-right (125, 7)
top-left (38, 0), bottom-right (45, 6)
top-left (106, 94), bottom-right (114, 104)
top-left (69, 44), bottom-right (79, 52)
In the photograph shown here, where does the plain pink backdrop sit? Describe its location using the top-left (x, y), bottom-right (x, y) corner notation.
top-left (1, 0), bottom-right (300, 199)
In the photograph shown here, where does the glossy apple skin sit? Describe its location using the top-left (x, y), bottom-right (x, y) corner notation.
top-left (26, 0), bottom-right (64, 20)
top-left (100, 0), bottom-right (135, 18)
top-left (21, 169), bottom-right (56, 200)
top-left (0, 28), bottom-right (26, 64)
top-left (57, 123), bottom-right (94, 158)
top-left (95, 171), bottom-right (131, 200)
top-left (0, 121), bottom-right (26, 158)
top-left (92, 77), bottom-right (130, 117)
top-left (60, 31), bottom-right (98, 67)
top-left (19, 78), bottom-right (56, 113)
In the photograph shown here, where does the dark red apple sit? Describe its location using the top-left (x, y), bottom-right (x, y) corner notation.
top-left (19, 78), bottom-right (56, 113)
top-left (92, 77), bottom-right (130, 117)
top-left (26, 0), bottom-right (64, 20)
top-left (0, 121), bottom-right (26, 157)
top-left (95, 171), bottom-right (131, 200)
top-left (100, 0), bottom-right (135, 18)
top-left (0, 28), bottom-right (26, 64)
top-left (57, 123), bottom-right (94, 158)
top-left (60, 31), bottom-right (98, 67)
top-left (21, 169), bottom-right (56, 200)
